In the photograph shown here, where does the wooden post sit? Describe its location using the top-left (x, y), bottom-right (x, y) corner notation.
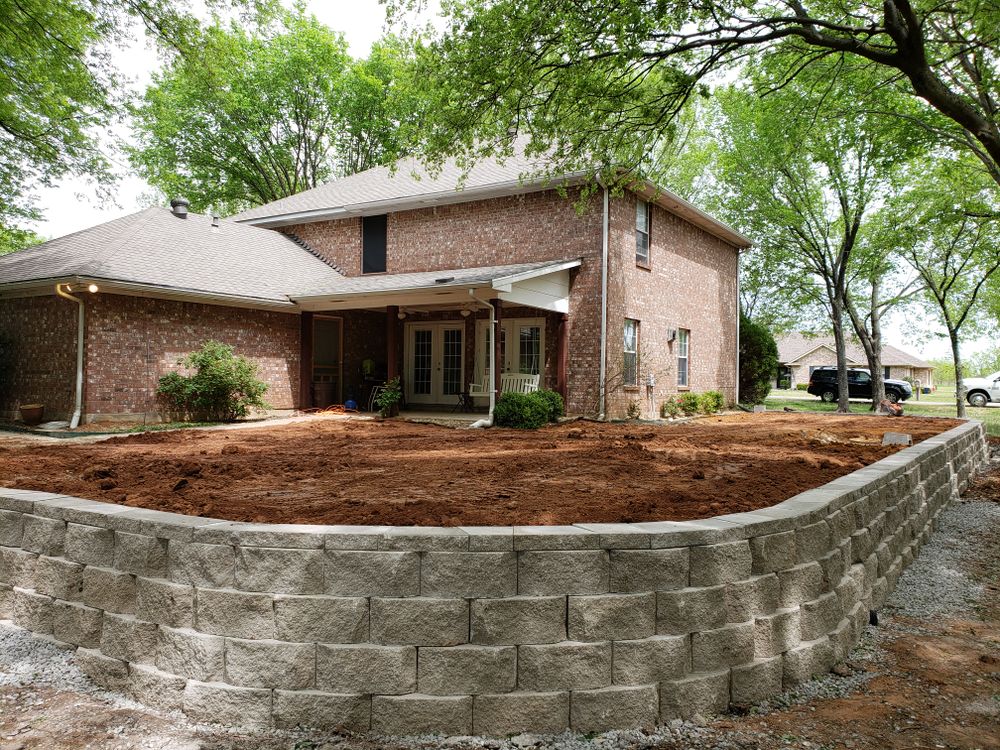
top-left (556, 313), bottom-right (569, 402)
top-left (491, 298), bottom-right (502, 397)
top-left (386, 306), bottom-right (399, 380)
top-left (299, 311), bottom-right (313, 409)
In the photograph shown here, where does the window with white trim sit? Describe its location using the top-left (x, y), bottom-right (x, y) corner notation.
top-left (624, 319), bottom-right (639, 386)
top-left (635, 200), bottom-right (650, 265)
top-left (677, 328), bottom-right (690, 387)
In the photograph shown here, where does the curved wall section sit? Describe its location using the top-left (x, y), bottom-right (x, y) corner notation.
top-left (0, 421), bottom-right (988, 735)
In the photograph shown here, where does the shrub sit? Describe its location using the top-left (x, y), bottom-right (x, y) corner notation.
top-left (375, 376), bottom-right (403, 417)
top-left (156, 341), bottom-right (269, 422)
top-left (533, 389), bottom-right (565, 422)
top-left (494, 391), bottom-right (550, 429)
top-left (626, 400), bottom-right (641, 420)
top-left (698, 390), bottom-right (725, 414)
top-left (660, 396), bottom-right (681, 419)
top-left (739, 312), bottom-right (778, 404)
top-left (795, 383), bottom-right (808, 391)
top-left (677, 392), bottom-right (700, 415)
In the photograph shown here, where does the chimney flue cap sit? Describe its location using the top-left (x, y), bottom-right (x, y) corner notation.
top-left (170, 198), bottom-right (189, 218)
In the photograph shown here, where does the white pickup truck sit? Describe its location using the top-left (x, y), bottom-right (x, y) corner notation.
top-left (965, 370), bottom-right (1000, 407)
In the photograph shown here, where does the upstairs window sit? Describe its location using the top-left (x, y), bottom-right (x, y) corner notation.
top-left (362, 214), bottom-right (387, 274)
top-left (677, 328), bottom-right (690, 387)
top-left (624, 319), bottom-right (639, 386)
top-left (636, 200), bottom-right (650, 265)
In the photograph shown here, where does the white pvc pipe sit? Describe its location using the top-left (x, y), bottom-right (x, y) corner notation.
top-left (598, 187), bottom-right (609, 420)
top-left (735, 262), bottom-right (741, 405)
top-left (469, 290), bottom-right (496, 427)
top-left (54, 283), bottom-right (84, 428)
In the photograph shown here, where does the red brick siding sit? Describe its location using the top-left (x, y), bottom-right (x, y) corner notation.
top-left (82, 294), bottom-right (301, 420)
top-left (0, 295), bottom-right (77, 420)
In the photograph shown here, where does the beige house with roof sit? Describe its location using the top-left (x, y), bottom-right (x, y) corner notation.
top-left (775, 334), bottom-right (935, 391)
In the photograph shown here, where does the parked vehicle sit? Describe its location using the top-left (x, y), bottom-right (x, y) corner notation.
top-left (806, 367), bottom-right (913, 403)
top-left (964, 371), bottom-right (1000, 408)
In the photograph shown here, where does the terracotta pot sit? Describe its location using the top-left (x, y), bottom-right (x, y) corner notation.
top-left (19, 404), bottom-right (44, 426)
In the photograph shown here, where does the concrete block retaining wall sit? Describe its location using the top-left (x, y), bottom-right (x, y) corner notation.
top-left (0, 421), bottom-right (988, 735)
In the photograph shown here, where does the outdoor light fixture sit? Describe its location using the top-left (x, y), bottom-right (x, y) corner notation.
top-left (460, 308), bottom-right (471, 317)
top-left (87, 284), bottom-right (99, 293)
top-left (397, 310), bottom-right (406, 320)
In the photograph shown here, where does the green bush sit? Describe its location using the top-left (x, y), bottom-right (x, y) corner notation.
top-left (626, 400), bottom-right (641, 420)
top-left (375, 376), bottom-right (402, 417)
top-left (660, 396), bottom-right (681, 418)
top-left (494, 391), bottom-right (550, 429)
top-left (698, 390), bottom-right (725, 414)
top-left (795, 383), bottom-right (808, 391)
top-left (677, 392), bottom-right (700, 415)
top-left (156, 341), bottom-right (269, 422)
top-left (739, 312), bottom-right (778, 404)
top-left (533, 389), bottom-right (565, 422)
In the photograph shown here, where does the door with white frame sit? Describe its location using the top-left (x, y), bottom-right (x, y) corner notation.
top-left (404, 322), bottom-right (466, 405)
top-left (473, 318), bottom-right (545, 388)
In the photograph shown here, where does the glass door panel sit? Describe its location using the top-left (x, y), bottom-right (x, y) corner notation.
top-left (412, 329), bottom-right (433, 396)
top-left (442, 328), bottom-right (464, 396)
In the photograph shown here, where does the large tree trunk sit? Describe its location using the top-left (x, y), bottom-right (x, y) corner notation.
top-left (845, 280), bottom-right (885, 410)
top-left (949, 327), bottom-right (967, 419)
top-left (831, 299), bottom-right (851, 414)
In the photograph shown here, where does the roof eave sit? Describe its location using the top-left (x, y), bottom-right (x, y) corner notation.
top-left (633, 179), bottom-right (752, 250)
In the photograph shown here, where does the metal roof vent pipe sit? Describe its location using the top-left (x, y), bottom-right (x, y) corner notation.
top-left (170, 197), bottom-right (189, 218)
top-left (211, 214), bottom-right (220, 229)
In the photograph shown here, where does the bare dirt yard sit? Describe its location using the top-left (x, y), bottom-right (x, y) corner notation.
top-left (0, 413), bottom-right (961, 526)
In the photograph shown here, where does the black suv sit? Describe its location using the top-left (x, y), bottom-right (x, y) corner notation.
top-left (806, 367), bottom-right (912, 403)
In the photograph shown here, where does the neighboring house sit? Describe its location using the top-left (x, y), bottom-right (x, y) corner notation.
top-left (775, 333), bottom-right (935, 390)
top-left (0, 151), bottom-right (749, 424)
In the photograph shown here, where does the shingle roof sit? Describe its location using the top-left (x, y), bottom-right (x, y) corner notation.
top-left (0, 208), bottom-right (344, 304)
top-left (775, 333), bottom-right (932, 368)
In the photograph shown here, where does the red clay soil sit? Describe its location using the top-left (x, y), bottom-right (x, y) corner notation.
top-left (0, 413), bottom-right (962, 526)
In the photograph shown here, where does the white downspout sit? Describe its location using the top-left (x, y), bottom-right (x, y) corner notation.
top-left (598, 187), bottom-right (609, 420)
top-left (55, 283), bottom-right (85, 428)
top-left (469, 290), bottom-right (496, 428)
top-left (735, 260), bottom-right (741, 405)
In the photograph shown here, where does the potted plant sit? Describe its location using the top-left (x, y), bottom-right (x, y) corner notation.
top-left (19, 404), bottom-right (44, 426)
top-left (375, 377), bottom-right (402, 418)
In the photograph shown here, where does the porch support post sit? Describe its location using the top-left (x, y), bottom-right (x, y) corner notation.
top-left (386, 305), bottom-right (400, 380)
top-left (299, 311), bottom-right (314, 409)
top-left (491, 298), bottom-right (502, 397)
top-left (556, 312), bottom-right (569, 402)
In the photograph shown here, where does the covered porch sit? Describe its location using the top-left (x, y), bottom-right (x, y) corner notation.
top-left (291, 260), bottom-right (580, 416)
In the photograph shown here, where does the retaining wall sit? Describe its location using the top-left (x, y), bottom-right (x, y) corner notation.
top-left (0, 421), bottom-right (988, 735)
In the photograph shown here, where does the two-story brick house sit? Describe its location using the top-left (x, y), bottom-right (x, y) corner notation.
top-left (0, 151), bottom-right (748, 424)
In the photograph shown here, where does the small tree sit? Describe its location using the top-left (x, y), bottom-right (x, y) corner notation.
top-left (157, 341), bottom-right (269, 422)
top-left (738, 313), bottom-right (778, 405)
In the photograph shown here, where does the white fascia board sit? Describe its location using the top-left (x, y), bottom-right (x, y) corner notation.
top-left (634, 179), bottom-right (752, 250)
top-left (491, 258), bottom-right (582, 289)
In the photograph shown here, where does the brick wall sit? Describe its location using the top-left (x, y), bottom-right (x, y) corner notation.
top-left (0, 295), bottom-right (78, 421)
top-left (83, 294), bottom-right (301, 421)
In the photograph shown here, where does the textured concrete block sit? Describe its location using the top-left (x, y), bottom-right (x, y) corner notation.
top-left (128, 663), bottom-right (187, 712)
top-left (692, 622), bottom-right (755, 671)
top-left (609, 548), bottom-right (688, 592)
top-left (82, 566), bottom-right (136, 615)
top-left (0, 509), bottom-right (23, 546)
top-left (33, 556), bottom-right (84, 601)
top-left (325, 550), bottom-right (419, 597)
top-left (0, 584), bottom-right (11, 618)
top-left (783, 637), bottom-right (835, 687)
top-left (829, 616), bottom-right (855, 662)
top-left (52, 600), bottom-right (103, 648)
top-left (849, 528), bottom-right (874, 564)
top-left (612, 635), bottom-right (690, 685)
top-left (195, 587), bottom-right (274, 639)
top-left (473, 691), bottom-right (569, 735)
top-left (13, 587), bottom-right (53, 634)
top-left (749, 531), bottom-right (796, 574)
top-left (517, 550), bottom-right (609, 595)
top-left (65, 523), bottom-right (115, 567)
top-left (21, 514), bottom-right (65, 555)
top-left (517, 641), bottom-right (612, 691)
top-left (754, 607), bottom-right (801, 658)
top-left (418, 645), bottom-right (516, 695)
top-left (114, 532), bottom-right (168, 577)
top-left (372, 694), bottom-right (472, 735)
top-left (316, 644), bottom-right (416, 695)
top-left (471, 596), bottom-right (566, 646)
top-left (660, 670), bottom-right (730, 720)
top-left (370, 597), bottom-right (468, 646)
top-left (183, 680), bottom-right (272, 727)
top-left (568, 592), bottom-right (655, 641)
top-left (420, 552), bottom-right (516, 598)
top-left (273, 690), bottom-right (370, 731)
top-left (75, 648), bottom-right (128, 690)
top-left (0, 547), bottom-right (37, 588)
top-left (225, 638), bottom-right (315, 689)
top-left (795, 521), bottom-right (833, 564)
top-left (274, 594), bottom-right (368, 643)
top-left (169, 541), bottom-right (235, 588)
top-left (689, 541), bottom-right (752, 586)
top-left (571, 684), bottom-right (659, 732)
top-left (100, 613), bottom-right (158, 665)
top-left (778, 562), bottom-right (825, 607)
top-left (818, 548), bottom-right (847, 591)
top-left (135, 577), bottom-right (194, 628)
top-left (235, 546), bottom-right (324, 594)
top-left (731, 656), bottom-right (783, 705)
top-left (656, 586), bottom-right (726, 635)
top-left (156, 625), bottom-right (225, 681)
top-left (725, 574), bottom-right (779, 623)
top-left (799, 591), bottom-right (843, 641)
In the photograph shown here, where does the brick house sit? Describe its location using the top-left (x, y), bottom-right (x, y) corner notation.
top-left (775, 333), bottom-right (935, 390)
top-left (0, 152), bottom-right (749, 424)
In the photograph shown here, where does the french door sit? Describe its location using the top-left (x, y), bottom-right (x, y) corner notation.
top-left (474, 318), bottom-right (545, 384)
top-left (404, 323), bottom-right (465, 405)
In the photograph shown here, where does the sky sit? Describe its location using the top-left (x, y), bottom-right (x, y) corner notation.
top-left (23, 0), bottom-right (989, 364)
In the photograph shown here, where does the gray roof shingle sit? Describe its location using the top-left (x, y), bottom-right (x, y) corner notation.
top-left (776, 333), bottom-right (932, 368)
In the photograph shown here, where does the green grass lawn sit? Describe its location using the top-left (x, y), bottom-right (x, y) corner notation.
top-left (763, 395), bottom-right (1000, 437)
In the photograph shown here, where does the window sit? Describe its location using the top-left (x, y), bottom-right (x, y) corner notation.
top-left (624, 319), bottom-right (639, 386)
top-left (362, 214), bottom-right (387, 274)
top-left (883, 366), bottom-right (892, 380)
top-left (677, 328), bottom-right (690, 387)
top-left (635, 200), bottom-right (650, 265)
